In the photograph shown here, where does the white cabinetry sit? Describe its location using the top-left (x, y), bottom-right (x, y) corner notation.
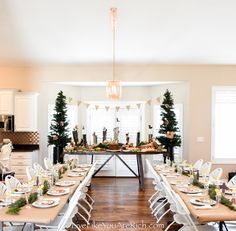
top-left (0, 90), bottom-right (15, 114)
top-left (15, 93), bottom-right (38, 131)
top-left (10, 151), bottom-right (38, 182)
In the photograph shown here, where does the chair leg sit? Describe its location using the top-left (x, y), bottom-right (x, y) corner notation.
top-left (78, 203), bottom-right (91, 219)
top-left (156, 208), bottom-right (170, 223)
top-left (76, 211), bottom-right (90, 225)
top-left (150, 195), bottom-right (164, 210)
top-left (72, 221), bottom-right (82, 231)
top-left (154, 201), bottom-right (169, 217)
top-left (148, 191), bottom-right (159, 203)
top-left (85, 193), bottom-right (94, 205)
top-left (82, 198), bottom-right (93, 212)
top-left (151, 198), bottom-right (167, 215)
top-left (165, 221), bottom-right (175, 231)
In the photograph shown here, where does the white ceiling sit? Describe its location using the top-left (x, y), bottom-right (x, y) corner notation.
top-left (1, 0), bottom-right (236, 65)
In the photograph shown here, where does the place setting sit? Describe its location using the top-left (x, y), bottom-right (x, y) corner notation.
top-left (47, 187), bottom-right (70, 196)
top-left (55, 180), bottom-right (76, 187)
top-left (32, 198), bottom-right (60, 209)
top-left (67, 171), bottom-right (85, 177)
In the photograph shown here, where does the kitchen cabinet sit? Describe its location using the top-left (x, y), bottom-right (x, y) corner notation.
top-left (14, 92), bottom-right (38, 131)
top-left (10, 150), bottom-right (38, 182)
top-left (0, 90), bottom-right (15, 115)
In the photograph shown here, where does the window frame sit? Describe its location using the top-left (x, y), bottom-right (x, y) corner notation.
top-left (211, 86), bottom-right (236, 164)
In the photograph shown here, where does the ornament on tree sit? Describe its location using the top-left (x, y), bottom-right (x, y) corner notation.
top-left (52, 135), bottom-right (58, 141)
top-left (164, 118), bottom-right (169, 125)
top-left (60, 121), bottom-right (64, 127)
top-left (167, 131), bottom-right (175, 139)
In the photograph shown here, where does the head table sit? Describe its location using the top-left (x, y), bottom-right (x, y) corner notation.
top-left (64, 150), bottom-right (168, 191)
top-left (0, 168), bottom-right (90, 231)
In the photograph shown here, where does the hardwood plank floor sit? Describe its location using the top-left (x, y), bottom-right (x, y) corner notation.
top-left (75, 178), bottom-right (170, 231)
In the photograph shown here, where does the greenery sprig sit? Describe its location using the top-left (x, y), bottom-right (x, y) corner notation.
top-left (182, 170), bottom-right (190, 177)
top-left (7, 192), bottom-right (38, 215)
top-left (192, 178), bottom-right (204, 189)
top-left (42, 180), bottom-right (50, 195)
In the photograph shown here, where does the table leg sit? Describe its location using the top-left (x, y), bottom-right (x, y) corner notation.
top-left (219, 221), bottom-right (228, 231)
top-left (116, 155), bottom-right (138, 177)
top-left (31, 223), bottom-right (35, 231)
top-left (91, 154), bottom-right (94, 164)
top-left (0, 222), bottom-right (3, 231)
top-left (92, 154), bottom-right (115, 177)
top-left (136, 155), bottom-right (145, 191)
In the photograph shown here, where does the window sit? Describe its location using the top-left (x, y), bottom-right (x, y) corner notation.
top-left (86, 102), bottom-right (144, 144)
top-left (212, 87), bottom-right (236, 162)
top-left (153, 104), bottom-right (183, 158)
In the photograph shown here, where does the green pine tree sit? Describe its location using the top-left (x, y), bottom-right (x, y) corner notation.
top-left (157, 89), bottom-right (181, 151)
top-left (48, 91), bottom-right (71, 148)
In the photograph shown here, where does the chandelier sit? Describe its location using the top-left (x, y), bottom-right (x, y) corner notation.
top-left (106, 8), bottom-right (122, 100)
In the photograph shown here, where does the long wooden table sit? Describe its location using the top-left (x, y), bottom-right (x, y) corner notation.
top-left (155, 165), bottom-right (236, 230)
top-left (65, 150), bottom-right (168, 191)
top-left (0, 169), bottom-right (89, 231)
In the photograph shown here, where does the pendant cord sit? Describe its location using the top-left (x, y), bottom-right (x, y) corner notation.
top-left (111, 8), bottom-right (117, 82)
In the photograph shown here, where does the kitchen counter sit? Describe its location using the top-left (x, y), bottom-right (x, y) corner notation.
top-left (12, 144), bottom-right (39, 152)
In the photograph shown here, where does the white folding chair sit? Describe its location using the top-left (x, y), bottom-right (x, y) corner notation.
top-left (44, 157), bottom-right (54, 170)
top-left (33, 163), bottom-right (45, 175)
top-left (200, 161), bottom-right (212, 176)
top-left (145, 159), bottom-right (167, 215)
top-left (0, 182), bottom-right (8, 196)
top-left (227, 175), bottom-right (236, 187)
top-left (193, 159), bottom-right (203, 170)
top-left (26, 166), bottom-right (37, 181)
top-left (208, 168), bottom-right (223, 184)
top-left (5, 175), bottom-right (21, 192)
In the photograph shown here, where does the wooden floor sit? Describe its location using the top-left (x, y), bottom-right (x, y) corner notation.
top-left (75, 178), bottom-right (172, 231)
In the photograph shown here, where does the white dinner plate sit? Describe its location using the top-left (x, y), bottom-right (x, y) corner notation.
top-left (55, 180), bottom-right (76, 187)
top-left (190, 198), bottom-right (216, 206)
top-left (180, 188), bottom-right (203, 194)
top-left (47, 188), bottom-right (70, 196)
top-left (72, 168), bottom-right (87, 173)
top-left (32, 199), bottom-right (59, 208)
top-left (68, 172), bottom-right (85, 177)
top-left (77, 164), bottom-right (92, 168)
top-left (12, 188), bottom-right (31, 194)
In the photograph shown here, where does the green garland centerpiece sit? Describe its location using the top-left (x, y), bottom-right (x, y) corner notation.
top-left (42, 180), bottom-right (50, 195)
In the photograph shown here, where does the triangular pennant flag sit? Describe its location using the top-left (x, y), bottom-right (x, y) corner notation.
top-left (136, 103), bottom-right (141, 109)
top-left (95, 105), bottom-right (99, 111)
top-left (67, 97), bottom-right (73, 104)
top-left (147, 99), bottom-right (152, 105)
top-left (84, 103), bottom-right (90, 108)
top-left (77, 100), bottom-right (81, 107)
top-left (116, 106), bottom-right (120, 112)
top-left (105, 106), bottom-right (110, 112)
top-left (126, 105), bottom-right (131, 111)
top-left (156, 97), bottom-right (161, 104)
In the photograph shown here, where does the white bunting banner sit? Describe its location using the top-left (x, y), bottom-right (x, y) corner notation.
top-left (77, 100), bottom-right (81, 107)
top-left (105, 106), bottom-right (110, 112)
top-left (95, 105), bottom-right (99, 111)
top-left (115, 106), bottom-right (120, 112)
top-left (84, 103), bottom-right (90, 108)
top-left (136, 103), bottom-right (141, 109)
top-left (67, 97), bottom-right (73, 104)
top-left (126, 105), bottom-right (131, 111)
top-left (156, 97), bottom-right (161, 104)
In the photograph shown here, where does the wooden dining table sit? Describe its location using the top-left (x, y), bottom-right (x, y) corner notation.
top-left (0, 168), bottom-right (90, 231)
top-left (155, 165), bottom-right (236, 231)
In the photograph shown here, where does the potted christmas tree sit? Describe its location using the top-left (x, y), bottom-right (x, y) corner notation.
top-left (48, 91), bottom-right (71, 163)
top-left (157, 89), bottom-right (181, 164)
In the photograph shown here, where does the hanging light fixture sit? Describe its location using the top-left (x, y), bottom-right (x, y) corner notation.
top-left (106, 7), bottom-right (122, 100)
